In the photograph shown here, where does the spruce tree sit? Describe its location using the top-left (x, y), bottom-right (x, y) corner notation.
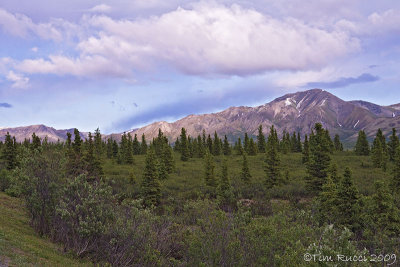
top-left (132, 134), bottom-right (141, 155)
top-left (354, 130), bottom-right (370, 156)
top-left (180, 128), bottom-right (189, 161)
top-left (257, 125), bottom-right (266, 153)
top-left (94, 127), bottom-right (103, 158)
top-left (302, 134), bottom-right (310, 163)
top-left (372, 130), bottom-right (388, 170)
top-left (267, 125), bottom-right (279, 151)
top-left (67, 129), bottom-right (84, 177)
top-left (161, 142), bottom-right (175, 174)
top-left (141, 148), bottom-right (161, 207)
top-left (248, 138), bottom-right (257, 156)
top-left (305, 123), bottom-right (331, 194)
top-left (223, 135), bottom-right (231, 156)
top-left (240, 152), bottom-right (251, 182)
top-left (364, 181), bottom-right (400, 244)
top-left (324, 130), bottom-right (335, 153)
top-left (217, 158), bottom-right (235, 209)
top-left (112, 140), bottom-right (119, 159)
top-left (388, 128), bottom-right (399, 161)
top-left (336, 167), bottom-right (360, 230)
top-left (204, 150), bottom-right (216, 187)
top-left (141, 134), bottom-right (148, 155)
top-left (296, 132), bottom-right (302, 152)
top-left (207, 134), bottom-right (213, 153)
top-left (84, 132), bottom-right (103, 181)
top-left (2, 132), bottom-right (17, 170)
top-left (236, 137), bottom-right (243, 155)
top-left (265, 135), bottom-right (281, 189)
top-left (244, 133), bottom-right (250, 154)
top-left (318, 175), bottom-right (338, 224)
top-left (157, 159), bottom-right (168, 180)
top-left (212, 131), bottom-right (221, 156)
top-left (197, 135), bottom-right (205, 158)
top-left (333, 134), bottom-right (343, 151)
top-left (174, 137), bottom-right (180, 152)
top-left (72, 128), bottom-right (82, 155)
top-left (66, 132), bottom-right (72, 149)
top-left (31, 132), bottom-right (41, 150)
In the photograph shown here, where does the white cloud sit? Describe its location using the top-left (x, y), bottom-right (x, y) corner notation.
top-left (31, 47), bottom-right (38, 52)
top-left (17, 54), bottom-right (131, 78)
top-left (0, 8), bottom-right (62, 40)
top-left (6, 70), bottom-right (29, 88)
top-left (89, 4), bottom-right (112, 13)
top-left (336, 9), bottom-right (400, 36)
top-left (11, 3), bottom-right (360, 78)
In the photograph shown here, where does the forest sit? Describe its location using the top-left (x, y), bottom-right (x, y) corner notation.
top-left (0, 123), bottom-right (399, 266)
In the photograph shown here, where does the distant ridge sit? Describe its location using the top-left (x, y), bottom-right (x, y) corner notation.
top-left (2, 89), bottom-right (400, 144)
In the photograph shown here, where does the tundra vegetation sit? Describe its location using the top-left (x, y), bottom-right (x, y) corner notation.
top-left (0, 124), bottom-right (399, 266)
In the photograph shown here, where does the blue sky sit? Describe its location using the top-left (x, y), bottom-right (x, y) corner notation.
top-left (0, 0), bottom-right (400, 133)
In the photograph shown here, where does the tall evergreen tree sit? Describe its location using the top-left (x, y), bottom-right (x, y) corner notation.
top-left (333, 134), bottom-right (343, 151)
top-left (2, 132), bottom-right (17, 170)
top-left (305, 123), bottom-right (331, 194)
top-left (132, 134), bottom-right (141, 155)
top-left (72, 128), bottom-right (82, 155)
top-left (371, 130), bottom-right (388, 170)
top-left (141, 148), bottom-right (161, 207)
top-left (84, 132), bottom-right (103, 181)
top-left (265, 134), bottom-right (281, 189)
top-left (335, 167), bottom-right (360, 230)
top-left (388, 128), bottom-right (400, 161)
top-left (66, 132), bottom-right (72, 149)
top-left (141, 134), bottom-right (148, 155)
top-left (364, 181), bottom-right (400, 245)
top-left (217, 158), bottom-right (235, 209)
top-left (236, 137), bottom-right (243, 155)
top-left (94, 128), bottom-right (103, 158)
top-left (248, 138), bottom-right (257, 156)
top-left (257, 125), bottom-right (266, 153)
top-left (174, 137), bottom-right (180, 152)
top-left (240, 152), bottom-right (251, 182)
top-left (212, 131), bottom-right (221, 156)
top-left (302, 134), bottom-right (310, 164)
top-left (244, 133), bottom-right (250, 154)
top-left (180, 128), bottom-right (189, 161)
top-left (207, 134), bottom-right (213, 153)
top-left (31, 132), bottom-right (41, 150)
top-left (296, 132), bottom-right (302, 152)
top-left (161, 142), bottom-right (175, 174)
top-left (112, 140), bottom-right (119, 159)
top-left (354, 130), bottom-right (370, 156)
top-left (67, 129), bottom-right (85, 177)
top-left (318, 175), bottom-right (338, 224)
top-left (267, 125), bottom-right (279, 151)
top-left (223, 135), bottom-right (231, 156)
top-left (204, 150), bottom-right (216, 187)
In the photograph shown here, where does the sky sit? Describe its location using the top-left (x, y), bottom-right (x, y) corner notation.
top-left (0, 0), bottom-right (400, 133)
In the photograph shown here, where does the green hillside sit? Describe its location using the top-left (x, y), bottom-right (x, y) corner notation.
top-left (0, 193), bottom-right (90, 267)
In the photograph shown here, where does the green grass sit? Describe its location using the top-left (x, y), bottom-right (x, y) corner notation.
top-left (103, 151), bottom-right (392, 201)
top-left (0, 193), bottom-right (91, 267)
top-left (0, 150), bottom-right (390, 266)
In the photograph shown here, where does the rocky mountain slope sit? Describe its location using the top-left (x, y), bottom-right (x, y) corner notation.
top-left (128, 89), bottom-right (400, 143)
top-left (1, 89), bottom-right (400, 144)
top-left (0, 125), bottom-right (88, 143)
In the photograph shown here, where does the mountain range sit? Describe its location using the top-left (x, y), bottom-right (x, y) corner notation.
top-left (2, 89), bottom-right (400, 145)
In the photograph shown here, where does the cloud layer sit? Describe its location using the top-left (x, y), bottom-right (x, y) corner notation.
top-left (6, 3), bottom-right (360, 79)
